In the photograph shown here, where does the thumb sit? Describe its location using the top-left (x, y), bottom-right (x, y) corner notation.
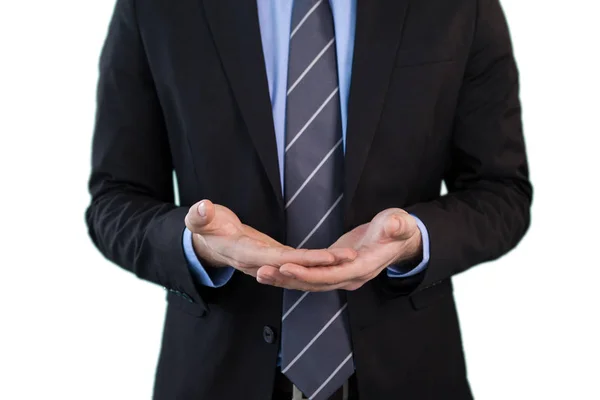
top-left (382, 213), bottom-right (414, 241)
top-left (185, 199), bottom-right (216, 234)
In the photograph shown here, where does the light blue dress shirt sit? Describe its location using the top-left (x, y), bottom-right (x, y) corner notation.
top-left (183, 0), bottom-right (430, 288)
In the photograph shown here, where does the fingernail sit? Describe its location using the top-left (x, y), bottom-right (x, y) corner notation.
top-left (280, 271), bottom-right (295, 279)
top-left (391, 217), bottom-right (401, 233)
top-left (258, 276), bottom-right (274, 285)
top-left (198, 202), bottom-right (207, 217)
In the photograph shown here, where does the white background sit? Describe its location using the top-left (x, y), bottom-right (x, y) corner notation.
top-left (1, 0), bottom-right (599, 399)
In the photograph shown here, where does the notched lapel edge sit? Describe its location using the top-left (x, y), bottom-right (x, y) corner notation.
top-left (202, 0), bottom-right (283, 207)
top-left (344, 0), bottom-right (410, 217)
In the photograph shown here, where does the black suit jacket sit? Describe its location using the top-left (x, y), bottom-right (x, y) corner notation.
top-left (86, 0), bottom-right (532, 398)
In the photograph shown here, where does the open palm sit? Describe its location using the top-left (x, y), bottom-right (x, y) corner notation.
top-left (185, 200), bottom-right (356, 276)
top-left (257, 208), bottom-right (422, 291)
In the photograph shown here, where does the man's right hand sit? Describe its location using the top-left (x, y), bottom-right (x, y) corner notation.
top-left (184, 200), bottom-right (356, 277)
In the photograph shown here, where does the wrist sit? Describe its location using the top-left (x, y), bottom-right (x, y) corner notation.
top-left (395, 228), bottom-right (423, 265)
top-left (191, 233), bottom-right (227, 268)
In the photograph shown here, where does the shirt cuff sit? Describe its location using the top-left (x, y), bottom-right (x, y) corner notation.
top-left (183, 228), bottom-right (235, 288)
top-left (386, 215), bottom-right (430, 278)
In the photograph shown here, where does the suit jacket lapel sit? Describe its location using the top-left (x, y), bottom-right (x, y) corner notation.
top-left (344, 0), bottom-right (410, 215)
top-left (202, 0), bottom-right (283, 207)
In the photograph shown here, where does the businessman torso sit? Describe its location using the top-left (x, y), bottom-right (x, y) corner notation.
top-left (90, 0), bottom-right (530, 398)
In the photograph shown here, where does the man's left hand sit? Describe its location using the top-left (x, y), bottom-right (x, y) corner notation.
top-left (256, 209), bottom-right (423, 292)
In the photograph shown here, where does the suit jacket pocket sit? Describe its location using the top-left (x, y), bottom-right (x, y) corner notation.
top-left (166, 290), bottom-right (208, 318)
top-left (395, 47), bottom-right (454, 68)
top-left (409, 279), bottom-right (453, 310)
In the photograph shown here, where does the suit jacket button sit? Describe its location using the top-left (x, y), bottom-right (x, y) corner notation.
top-left (263, 326), bottom-right (276, 344)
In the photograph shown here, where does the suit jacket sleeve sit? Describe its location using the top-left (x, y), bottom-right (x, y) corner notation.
top-left (85, 0), bottom-right (204, 307)
top-left (402, 0), bottom-right (533, 292)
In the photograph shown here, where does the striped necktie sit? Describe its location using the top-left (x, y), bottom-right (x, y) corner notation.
top-left (281, 1), bottom-right (355, 399)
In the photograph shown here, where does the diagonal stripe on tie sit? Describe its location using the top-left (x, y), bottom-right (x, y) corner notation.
top-left (281, 291), bottom-right (348, 368)
top-left (286, 87), bottom-right (339, 152)
top-left (282, 297), bottom-right (354, 399)
top-left (297, 194), bottom-right (344, 248)
top-left (287, 0), bottom-right (335, 87)
top-left (283, 95), bottom-right (343, 199)
top-left (309, 353), bottom-right (354, 400)
top-left (285, 138), bottom-right (342, 209)
top-left (286, 41), bottom-right (339, 147)
top-left (287, 38), bottom-right (335, 95)
top-left (282, 291), bottom-right (310, 320)
top-left (282, 303), bottom-right (348, 374)
top-left (284, 145), bottom-right (344, 248)
top-left (290, 0), bottom-right (324, 38)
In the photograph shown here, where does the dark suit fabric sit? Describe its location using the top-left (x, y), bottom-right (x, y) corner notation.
top-left (86, 0), bottom-right (532, 398)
